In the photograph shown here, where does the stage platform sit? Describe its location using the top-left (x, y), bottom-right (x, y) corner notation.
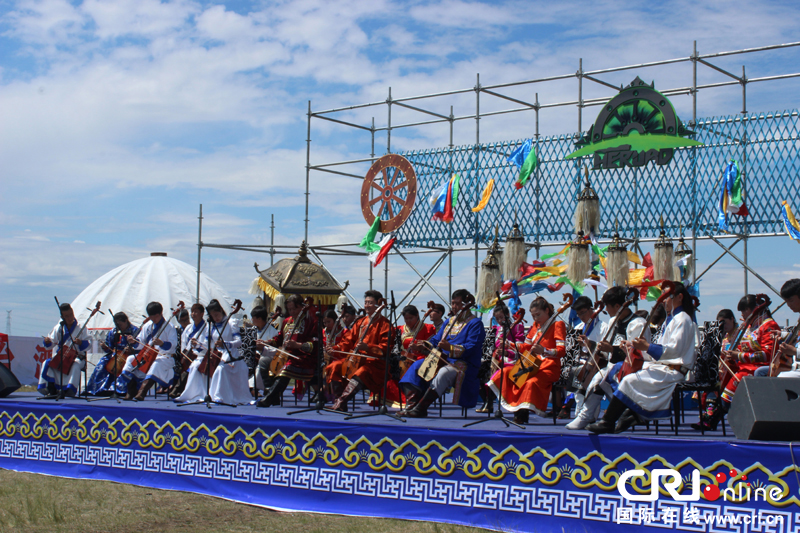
top-left (0, 391), bottom-right (798, 532)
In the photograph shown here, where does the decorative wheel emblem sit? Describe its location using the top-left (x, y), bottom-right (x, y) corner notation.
top-left (360, 154), bottom-right (417, 233)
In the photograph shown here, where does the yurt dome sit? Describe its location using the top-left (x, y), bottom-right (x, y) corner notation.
top-left (71, 253), bottom-right (233, 331)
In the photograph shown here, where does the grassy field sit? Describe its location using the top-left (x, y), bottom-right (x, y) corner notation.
top-left (0, 469), bottom-right (497, 533)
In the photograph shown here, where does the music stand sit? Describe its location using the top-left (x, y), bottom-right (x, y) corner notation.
top-left (287, 308), bottom-right (348, 416)
top-left (464, 317), bottom-right (524, 429)
top-left (346, 291), bottom-right (405, 423)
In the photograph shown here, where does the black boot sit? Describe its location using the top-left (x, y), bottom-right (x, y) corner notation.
top-left (513, 409), bottom-right (529, 425)
top-left (134, 379), bottom-right (155, 401)
top-left (399, 387), bottom-right (423, 416)
top-left (331, 379), bottom-right (363, 412)
top-left (405, 388), bottom-right (439, 418)
top-left (258, 376), bottom-right (290, 407)
top-left (587, 397), bottom-right (627, 434)
top-left (476, 391), bottom-right (495, 414)
top-left (124, 379), bottom-right (139, 401)
top-left (614, 408), bottom-right (640, 433)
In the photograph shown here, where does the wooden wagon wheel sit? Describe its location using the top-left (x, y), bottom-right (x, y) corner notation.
top-left (360, 154), bottom-right (417, 233)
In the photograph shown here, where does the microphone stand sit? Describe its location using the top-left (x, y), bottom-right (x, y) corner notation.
top-left (177, 317), bottom-right (236, 409)
top-left (464, 316), bottom-right (524, 429)
top-left (346, 291), bottom-right (405, 422)
top-left (287, 308), bottom-right (347, 416)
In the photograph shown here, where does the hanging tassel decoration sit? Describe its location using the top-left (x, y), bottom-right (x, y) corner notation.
top-left (574, 167), bottom-right (601, 236)
top-left (273, 293), bottom-right (286, 316)
top-left (477, 247), bottom-right (502, 311)
top-left (606, 222), bottom-right (630, 287)
top-left (653, 216), bottom-right (675, 281)
top-left (566, 232), bottom-right (590, 286)
top-left (674, 228), bottom-right (693, 283)
top-left (503, 219), bottom-right (527, 281)
top-left (336, 281), bottom-right (350, 313)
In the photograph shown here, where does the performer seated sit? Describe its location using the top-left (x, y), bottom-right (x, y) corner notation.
top-left (476, 302), bottom-right (525, 414)
top-left (565, 286), bottom-right (647, 429)
top-left (251, 305), bottom-right (280, 395)
top-left (488, 297), bottom-right (565, 424)
top-left (85, 312), bottom-right (139, 396)
top-left (116, 301), bottom-right (178, 401)
top-left (38, 303), bottom-right (90, 397)
top-left (398, 289), bottom-right (486, 418)
top-left (397, 304), bottom-right (438, 375)
top-left (691, 293), bottom-right (780, 429)
top-left (765, 278), bottom-right (800, 378)
top-left (257, 294), bottom-right (317, 407)
top-left (204, 299), bottom-right (250, 405)
top-left (329, 291), bottom-right (392, 412)
top-left (587, 282), bottom-right (699, 434)
top-left (321, 309), bottom-right (348, 400)
top-left (560, 296), bottom-right (606, 427)
top-left (689, 308), bottom-right (736, 428)
top-left (159, 309), bottom-right (190, 395)
top-left (171, 303), bottom-right (208, 400)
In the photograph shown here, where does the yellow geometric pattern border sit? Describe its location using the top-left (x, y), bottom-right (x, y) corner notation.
top-left (2, 410), bottom-right (798, 507)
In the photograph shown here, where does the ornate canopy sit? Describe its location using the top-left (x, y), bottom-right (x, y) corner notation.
top-left (252, 241), bottom-right (343, 306)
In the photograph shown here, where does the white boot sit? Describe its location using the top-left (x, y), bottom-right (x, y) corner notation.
top-left (565, 391), bottom-right (602, 430)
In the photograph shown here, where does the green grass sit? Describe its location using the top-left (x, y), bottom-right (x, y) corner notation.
top-left (0, 469), bottom-right (497, 533)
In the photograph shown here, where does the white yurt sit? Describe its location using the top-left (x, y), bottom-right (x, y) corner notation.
top-left (71, 253), bottom-right (233, 336)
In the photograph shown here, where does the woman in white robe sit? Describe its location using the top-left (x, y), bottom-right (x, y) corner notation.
top-left (587, 282), bottom-right (698, 434)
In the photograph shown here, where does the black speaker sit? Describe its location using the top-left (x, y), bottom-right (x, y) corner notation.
top-left (729, 376), bottom-right (800, 441)
top-left (0, 364), bottom-right (21, 398)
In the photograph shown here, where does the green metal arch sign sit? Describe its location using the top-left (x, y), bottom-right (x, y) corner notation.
top-left (566, 76), bottom-right (703, 168)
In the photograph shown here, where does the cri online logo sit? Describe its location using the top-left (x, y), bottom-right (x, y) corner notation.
top-left (617, 468), bottom-right (782, 502)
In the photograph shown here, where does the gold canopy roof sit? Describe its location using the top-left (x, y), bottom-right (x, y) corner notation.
top-left (253, 241), bottom-right (343, 305)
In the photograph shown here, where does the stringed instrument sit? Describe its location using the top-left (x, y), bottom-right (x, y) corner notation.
top-left (719, 294), bottom-right (770, 390)
top-left (341, 299), bottom-right (388, 379)
top-left (269, 297), bottom-right (312, 376)
top-left (176, 317), bottom-right (209, 373)
top-left (132, 301), bottom-right (186, 374)
top-left (510, 293), bottom-right (573, 387)
top-left (417, 295), bottom-right (476, 381)
top-left (105, 312), bottom-right (149, 374)
top-left (398, 300), bottom-right (436, 375)
top-left (199, 299), bottom-right (244, 376)
top-left (574, 300), bottom-right (609, 389)
top-left (51, 301), bottom-right (102, 374)
top-left (769, 317), bottom-right (799, 377)
top-left (324, 308), bottom-right (346, 366)
top-left (491, 307), bottom-right (526, 375)
top-left (619, 281), bottom-right (675, 381)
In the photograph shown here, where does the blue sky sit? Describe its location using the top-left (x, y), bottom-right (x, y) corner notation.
top-left (2, 0), bottom-right (800, 336)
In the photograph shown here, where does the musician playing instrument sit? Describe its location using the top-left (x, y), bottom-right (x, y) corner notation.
top-left (587, 282), bottom-right (699, 434)
top-left (398, 304), bottom-right (438, 370)
top-left (161, 309), bottom-right (191, 394)
top-left (488, 297), bottom-right (565, 424)
top-left (476, 302), bottom-right (526, 414)
top-left (699, 294), bottom-right (781, 425)
top-left (398, 289), bottom-right (486, 418)
top-left (252, 305), bottom-right (280, 395)
top-left (38, 303), bottom-right (91, 397)
top-left (257, 294), bottom-right (318, 407)
top-left (85, 312), bottom-right (139, 396)
top-left (752, 279), bottom-right (800, 379)
top-left (561, 296), bottom-right (607, 428)
top-left (171, 303), bottom-right (209, 400)
top-left (202, 299), bottom-right (250, 405)
top-left (116, 301), bottom-right (178, 401)
top-left (329, 291), bottom-right (392, 412)
top-left (319, 309), bottom-right (347, 400)
top-left (770, 279), bottom-right (800, 378)
top-left (320, 304), bottom-right (358, 399)
top-left (566, 286), bottom-right (648, 430)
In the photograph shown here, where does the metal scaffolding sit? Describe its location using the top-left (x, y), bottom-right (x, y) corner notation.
top-left (199, 40), bottom-right (800, 308)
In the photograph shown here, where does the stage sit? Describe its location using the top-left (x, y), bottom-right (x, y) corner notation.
top-left (0, 391), bottom-right (798, 532)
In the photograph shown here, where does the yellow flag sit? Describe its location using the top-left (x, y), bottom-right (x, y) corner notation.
top-left (627, 251), bottom-right (642, 265)
top-left (471, 179), bottom-right (495, 212)
top-left (628, 268), bottom-right (646, 286)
